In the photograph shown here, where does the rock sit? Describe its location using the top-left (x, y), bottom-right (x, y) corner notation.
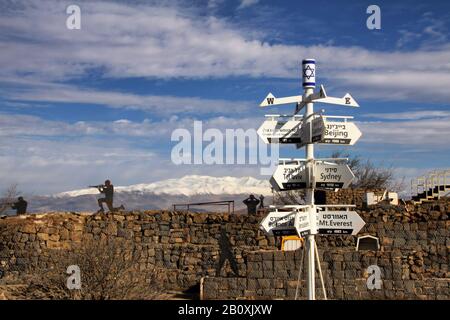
top-left (20, 224), bottom-right (36, 234)
top-left (70, 231), bottom-right (82, 241)
top-left (36, 233), bottom-right (49, 241)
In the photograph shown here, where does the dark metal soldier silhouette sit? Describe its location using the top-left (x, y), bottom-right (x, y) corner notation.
top-left (11, 196), bottom-right (27, 215)
top-left (243, 194), bottom-right (260, 215)
top-left (92, 180), bottom-right (124, 213)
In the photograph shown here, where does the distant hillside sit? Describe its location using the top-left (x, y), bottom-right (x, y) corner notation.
top-left (55, 175), bottom-right (272, 197)
top-left (6, 175), bottom-right (273, 214)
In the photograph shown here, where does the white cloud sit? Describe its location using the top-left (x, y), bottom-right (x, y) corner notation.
top-left (0, 134), bottom-right (263, 194)
top-left (362, 110), bottom-right (450, 120)
top-left (2, 81), bottom-right (252, 116)
top-left (357, 116), bottom-right (450, 146)
top-left (0, 111), bottom-right (447, 194)
top-left (237, 0), bottom-right (260, 10)
top-left (1, 1), bottom-right (449, 195)
top-left (208, 0), bottom-right (225, 10)
top-left (396, 13), bottom-right (449, 49)
top-left (0, 112), bottom-right (262, 141)
top-left (0, 113), bottom-right (268, 193)
top-left (357, 110), bottom-right (450, 148)
top-left (1, 1), bottom-right (450, 103)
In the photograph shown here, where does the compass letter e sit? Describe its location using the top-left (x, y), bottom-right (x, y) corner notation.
top-left (366, 5), bottom-right (381, 30)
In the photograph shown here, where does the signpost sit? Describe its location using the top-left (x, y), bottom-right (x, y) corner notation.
top-left (314, 161), bottom-right (355, 189)
top-left (270, 160), bottom-right (354, 191)
top-left (320, 118), bottom-right (361, 145)
top-left (294, 210), bottom-right (312, 237)
top-left (298, 115), bottom-right (325, 146)
top-left (257, 115), bottom-right (303, 144)
top-left (296, 116), bottom-right (362, 148)
top-left (259, 93), bottom-right (303, 108)
top-left (260, 210), bottom-right (297, 236)
top-left (257, 59), bottom-right (364, 300)
top-left (316, 210), bottom-right (365, 235)
top-left (270, 159), bottom-right (307, 191)
top-left (261, 206), bottom-right (366, 239)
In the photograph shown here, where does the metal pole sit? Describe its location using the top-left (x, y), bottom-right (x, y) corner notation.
top-left (302, 58), bottom-right (316, 300)
top-left (314, 241), bottom-right (327, 300)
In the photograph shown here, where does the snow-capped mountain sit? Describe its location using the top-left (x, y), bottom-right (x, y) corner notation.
top-left (21, 175), bottom-right (272, 213)
top-left (55, 175), bottom-right (272, 197)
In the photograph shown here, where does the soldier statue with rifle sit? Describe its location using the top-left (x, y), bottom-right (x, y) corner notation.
top-left (89, 180), bottom-right (124, 213)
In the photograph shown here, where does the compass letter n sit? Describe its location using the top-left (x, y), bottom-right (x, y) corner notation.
top-left (366, 5), bottom-right (381, 30)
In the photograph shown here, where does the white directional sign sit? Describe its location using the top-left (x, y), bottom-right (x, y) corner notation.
top-left (257, 59), bottom-right (363, 300)
top-left (321, 120), bottom-right (362, 145)
top-left (271, 159), bottom-right (354, 191)
top-left (259, 93), bottom-right (303, 107)
top-left (314, 161), bottom-right (354, 189)
top-left (297, 116), bottom-right (325, 147)
top-left (260, 85), bottom-right (359, 110)
top-left (257, 116), bottom-right (302, 144)
top-left (297, 117), bottom-right (362, 148)
top-left (317, 210), bottom-right (365, 235)
top-left (295, 211), bottom-right (312, 237)
top-left (314, 93), bottom-right (359, 108)
top-left (270, 160), bottom-right (308, 191)
top-left (260, 211), bottom-right (297, 236)
top-left (298, 85), bottom-right (359, 113)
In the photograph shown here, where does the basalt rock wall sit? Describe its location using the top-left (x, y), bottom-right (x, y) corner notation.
top-left (0, 197), bottom-right (448, 299)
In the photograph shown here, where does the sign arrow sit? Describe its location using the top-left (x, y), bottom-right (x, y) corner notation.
top-left (316, 210), bottom-right (365, 235)
top-left (297, 117), bottom-right (362, 148)
top-left (314, 93), bottom-right (359, 107)
top-left (321, 120), bottom-right (362, 145)
top-left (271, 159), bottom-right (354, 191)
top-left (260, 211), bottom-right (298, 236)
top-left (295, 85), bottom-right (327, 113)
top-left (257, 116), bottom-right (303, 144)
top-left (314, 161), bottom-right (355, 189)
top-left (270, 160), bottom-right (308, 191)
top-left (297, 116), bottom-right (326, 148)
top-left (295, 85), bottom-right (359, 113)
top-left (295, 211), bottom-right (312, 237)
top-left (259, 93), bottom-right (303, 107)
top-left (260, 86), bottom-right (358, 110)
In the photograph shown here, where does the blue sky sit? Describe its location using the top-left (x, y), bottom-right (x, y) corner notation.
top-left (0, 0), bottom-right (449, 195)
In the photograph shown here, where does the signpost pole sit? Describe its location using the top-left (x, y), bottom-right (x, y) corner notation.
top-left (302, 59), bottom-right (316, 300)
top-left (258, 58), bottom-right (364, 301)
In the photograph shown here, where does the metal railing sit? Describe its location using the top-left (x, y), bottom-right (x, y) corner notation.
top-left (411, 169), bottom-right (450, 201)
top-left (172, 200), bottom-right (235, 214)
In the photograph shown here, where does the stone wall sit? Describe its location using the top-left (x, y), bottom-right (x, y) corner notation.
top-left (203, 199), bottom-right (449, 299)
top-left (0, 211), bottom-right (276, 291)
top-left (322, 188), bottom-right (385, 207)
top-left (0, 197), bottom-right (449, 299)
top-left (202, 248), bottom-right (449, 300)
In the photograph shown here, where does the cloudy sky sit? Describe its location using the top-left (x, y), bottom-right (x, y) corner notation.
top-left (0, 0), bottom-right (449, 195)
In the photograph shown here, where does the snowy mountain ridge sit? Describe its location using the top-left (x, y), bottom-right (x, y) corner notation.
top-left (54, 175), bottom-right (272, 198)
